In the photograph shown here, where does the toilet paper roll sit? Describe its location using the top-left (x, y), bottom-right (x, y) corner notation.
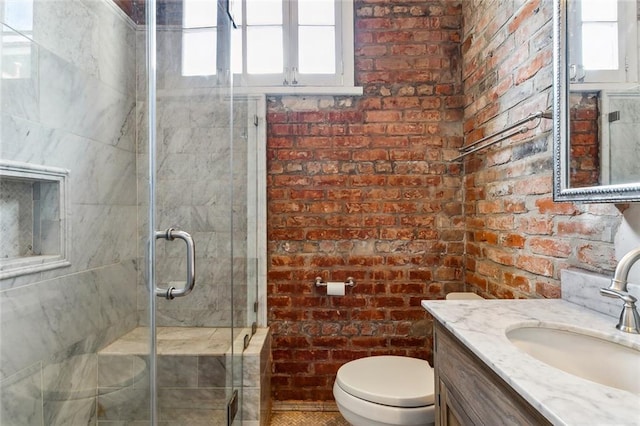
top-left (327, 281), bottom-right (346, 296)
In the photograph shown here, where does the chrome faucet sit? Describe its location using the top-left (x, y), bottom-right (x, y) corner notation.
top-left (600, 247), bottom-right (640, 334)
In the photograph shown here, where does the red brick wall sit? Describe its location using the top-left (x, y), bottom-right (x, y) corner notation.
top-left (113, 0), bottom-right (134, 19)
top-left (569, 92), bottom-right (600, 188)
top-left (461, 0), bottom-right (621, 299)
top-left (266, 1), bottom-right (464, 401)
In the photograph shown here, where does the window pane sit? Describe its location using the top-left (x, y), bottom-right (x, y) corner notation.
top-left (231, 27), bottom-right (243, 74)
top-left (229, 0), bottom-right (243, 26)
top-left (4, 0), bottom-right (34, 31)
top-left (2, 34), bottom-right (32, 79)
top-left (581, 0), bottom-right (617, 22)
top-left (298, 26), bottom-right (335, 74)
top-left (298, 0), bottom-right (334, 25)
top-left (246, 0), bottom-right (282, 25)
top-left (183, 0), bottom-right (217, 28)
top-left (247, 26), bottom-right (283, 74)
top-left (182, 30), bottom-right (217, 76)
top-left (582, 22), bottom-right (618, 70)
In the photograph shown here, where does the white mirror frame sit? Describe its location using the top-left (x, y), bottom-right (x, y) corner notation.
top-left (553, 0), bottom-right (640, 203)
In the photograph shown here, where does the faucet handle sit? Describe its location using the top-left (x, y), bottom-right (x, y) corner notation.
top-left (600, 287), bottom-right (637, 304)
top-left (600, 288), bottom-right (640, 334)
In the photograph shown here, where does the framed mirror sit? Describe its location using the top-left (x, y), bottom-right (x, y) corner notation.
top-left (553, 0), bottom-right (640, 202)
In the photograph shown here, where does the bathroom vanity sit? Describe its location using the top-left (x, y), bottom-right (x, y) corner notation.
top-left (433, 321), bottom-right (550, 425)
top-left (422, 298), bottom-right (640, 425)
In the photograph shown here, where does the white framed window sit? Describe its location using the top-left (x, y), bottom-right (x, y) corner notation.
top-left (568, 0), bottom-right (638, 84)
top-left (181, 0), bottom-right (218, 77)
top-left (182, 0), bottom-right (356, 92)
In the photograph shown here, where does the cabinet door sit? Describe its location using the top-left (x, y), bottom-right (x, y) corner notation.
top-left (438, 378), bottom-right (471, 426)
top-left (433, 322), bottom-right (551, 426)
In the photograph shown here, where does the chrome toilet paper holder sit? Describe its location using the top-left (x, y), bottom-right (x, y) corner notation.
top-left (314, 277), bottom-right (356, 288)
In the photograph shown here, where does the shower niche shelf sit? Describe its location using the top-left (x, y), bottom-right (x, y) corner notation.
top-left (0, 161), bottom-right (70, 280)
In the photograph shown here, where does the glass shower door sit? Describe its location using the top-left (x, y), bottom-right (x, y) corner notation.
top-left (0, 0), bottom-right (246, 423)
top-left (145, 0), bottom-right (241, 424)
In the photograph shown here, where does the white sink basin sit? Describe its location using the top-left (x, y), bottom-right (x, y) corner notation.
top-left (506, 326), bottom-right (640, 394)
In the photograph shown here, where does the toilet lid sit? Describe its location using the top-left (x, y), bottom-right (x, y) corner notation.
top-left (335, 356), bottom-right (435, 408)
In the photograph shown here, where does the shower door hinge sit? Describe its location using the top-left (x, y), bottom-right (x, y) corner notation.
top-left (227, 389), bottom-right (239, 426)
top-left (253, 300), bottom-right (259, 313)
top-left (243, 333), bottom-right (251, 350)
top-left (609, 111), bottom-right (621, 123)
top-left (253, 114), bottom-right (259, 126)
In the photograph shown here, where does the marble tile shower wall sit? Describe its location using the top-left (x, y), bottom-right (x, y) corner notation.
top-left (608, 95), bottom-right (640, 183)
top-left (0, 180), bottom-right (34, 258)
top-left (135, 29), bottom-right (250, 328)
top-left (1, 0), bottom-right (137, 424)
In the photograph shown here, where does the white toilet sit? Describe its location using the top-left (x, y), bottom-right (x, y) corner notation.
top-left (333, 292), bottom-right (482, 426)
top-left (333, 355), bottom-right (435, 426)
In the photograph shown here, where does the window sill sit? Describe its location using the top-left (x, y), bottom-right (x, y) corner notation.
top-left (156, 85), bottom-right (364, 98)
top-left (233, 86), bottom-right (364, 96)
top-left (570, 82), bottom-right (639, 92)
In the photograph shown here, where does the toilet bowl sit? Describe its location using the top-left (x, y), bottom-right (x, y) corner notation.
top-left (333, 355), bottom-right (435, 426)
top-left (333, 292), bottom-right (483, 426)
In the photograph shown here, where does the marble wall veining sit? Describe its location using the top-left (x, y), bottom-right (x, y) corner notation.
top-left (1, 0), bottom-right (138, 424)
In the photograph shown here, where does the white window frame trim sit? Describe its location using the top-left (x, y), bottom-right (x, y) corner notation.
top-left (568, 0), bottom-right (638, 85)
top-left (182, 0), bottom-right (361, 95)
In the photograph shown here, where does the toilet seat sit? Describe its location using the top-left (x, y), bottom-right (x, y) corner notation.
top-left (335, 355), bottom-right (435, 407)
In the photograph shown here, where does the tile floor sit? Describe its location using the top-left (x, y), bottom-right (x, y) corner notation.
top-left (269, 411), bottom-right (349, 426)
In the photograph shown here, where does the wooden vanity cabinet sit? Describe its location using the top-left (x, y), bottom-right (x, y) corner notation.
top-left (433, 321), bottom-right (552, 426)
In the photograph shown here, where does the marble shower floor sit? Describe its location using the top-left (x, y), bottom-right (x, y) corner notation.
top-left (269, 411), bottom-right (349, 426)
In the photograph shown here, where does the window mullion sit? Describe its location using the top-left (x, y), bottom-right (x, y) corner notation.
top-left (217, 3), bottom-right (230, 84)
top-left (283, 0), bottom-right (296, 85)
top-left (242, 0), bottom-right (248, 81)
top-left (619, 0), bottom-right (637, 83)
top-left (336, 0), bottom-right (345, 85)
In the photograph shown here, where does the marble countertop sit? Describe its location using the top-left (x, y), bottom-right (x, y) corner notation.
top-left (421, 299), bottom-right (640, 425)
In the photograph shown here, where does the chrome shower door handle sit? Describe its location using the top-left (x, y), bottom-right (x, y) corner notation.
top-left (155, 228), bottom-right (196, 299)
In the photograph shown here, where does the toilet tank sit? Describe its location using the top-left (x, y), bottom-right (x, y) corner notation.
top-left (445, 292), bottom-right (484, 300)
